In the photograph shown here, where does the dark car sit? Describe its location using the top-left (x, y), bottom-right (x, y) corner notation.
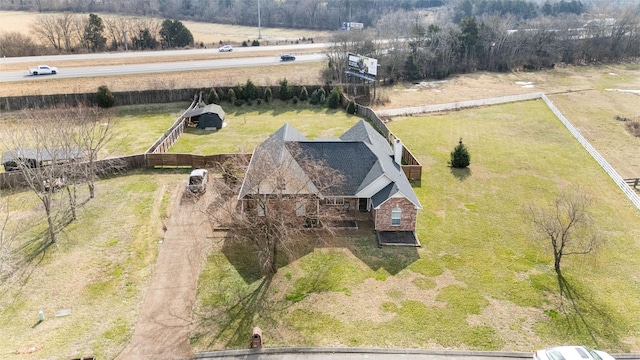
top-left (280, 54), bottom-right (296, 61)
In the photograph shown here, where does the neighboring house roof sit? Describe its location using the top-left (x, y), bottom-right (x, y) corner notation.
top-left (1, 147), bottom-right (84, 165)
top-left (238, 120), bottom-right (421, 209)
top-left (183, 104), bottom-right (225, 119)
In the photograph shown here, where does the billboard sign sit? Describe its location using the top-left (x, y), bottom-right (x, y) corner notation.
top-left (341, 22), bottom-right (364, 30)
top-left (347, 53), bottom-right (377, 78)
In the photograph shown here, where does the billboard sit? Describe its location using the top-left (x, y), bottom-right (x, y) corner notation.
top-left (341, 22), bottom-right (364, 30)
top-left (347, 53), bottom-right (377, 78)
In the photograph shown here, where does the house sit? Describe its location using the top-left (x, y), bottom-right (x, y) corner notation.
top-left (238, 119), bottom-right (422, 246)
top-left (1, 147), bottom-right (84, 172)
top-left (183, 104), bottom-right (225, 130)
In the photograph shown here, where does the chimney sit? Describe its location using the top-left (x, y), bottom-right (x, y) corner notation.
top-left (393, 138), bottom-right (402, 165)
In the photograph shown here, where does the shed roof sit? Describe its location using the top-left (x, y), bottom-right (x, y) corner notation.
top-left (183, 104), bottom-right (225, 119)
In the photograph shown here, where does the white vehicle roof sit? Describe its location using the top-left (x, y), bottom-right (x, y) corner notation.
top-left (190, 169), bottom-right (207, 177)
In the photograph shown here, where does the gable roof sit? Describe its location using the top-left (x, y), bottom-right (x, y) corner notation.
top-left (238, 120), bottom-right (421, 209)
top-left (183, 103), bottom-right (225, 119)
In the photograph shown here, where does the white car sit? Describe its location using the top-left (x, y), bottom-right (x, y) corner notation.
top-left (534, 346), bottom-right (616, 360)
top-left (218, 45), bottom-right (233, 52)
top-left (187, 169), bottom-right (208, 194)
top-left (28, 65), bottom-right (58, 75)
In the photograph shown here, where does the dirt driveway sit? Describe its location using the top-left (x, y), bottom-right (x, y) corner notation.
top-left (117, 178), bottom-right (217, 360)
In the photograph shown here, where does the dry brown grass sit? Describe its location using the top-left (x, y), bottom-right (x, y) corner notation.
top-left (0, 10), bottom-right (332, 46)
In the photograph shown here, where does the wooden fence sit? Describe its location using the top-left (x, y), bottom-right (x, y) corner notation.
top-left (355, 100), bottom-right (422, 181)
top-left (147, 97), bottom-right (199, 154)
top-left (0, 153), bottom-right (250, 189)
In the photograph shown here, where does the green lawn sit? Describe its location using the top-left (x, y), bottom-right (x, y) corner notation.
top-left (191, 99), bottom-right (640, 352)
top-left (168, 101), bottom-right (360, 154)
top-left (3, 98), bottom-right (640, 359)
top-left (0, 169), bottom-right (189, 360)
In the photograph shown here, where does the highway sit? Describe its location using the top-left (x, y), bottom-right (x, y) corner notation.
top-left (0, 44), bottom-right (328, 82)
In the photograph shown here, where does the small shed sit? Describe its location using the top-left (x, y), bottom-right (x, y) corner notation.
top-left (184, 104), bottom-right (226, 130)
top-left (1, 147), bottom-right (83, 171)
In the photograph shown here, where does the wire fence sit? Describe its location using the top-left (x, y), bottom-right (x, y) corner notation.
top-left (372, 92), bottom-right (640, 211)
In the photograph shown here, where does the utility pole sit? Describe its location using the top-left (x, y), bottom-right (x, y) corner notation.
top-left (258, 0), bottom-right (262, 39)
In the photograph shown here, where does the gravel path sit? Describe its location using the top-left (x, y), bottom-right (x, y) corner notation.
top-left (117, 180), bottom-right (214, 360)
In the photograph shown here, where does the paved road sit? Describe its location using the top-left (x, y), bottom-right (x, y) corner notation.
top-left (0, 53), bottom-right (326, 82)
top-left (194, 348), bottom-right (640, 360)
top-left (196, 348), bottom-right (534, 360)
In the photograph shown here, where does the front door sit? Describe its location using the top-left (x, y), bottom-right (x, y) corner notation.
top-left (358, 198), bottom-right (368, 212)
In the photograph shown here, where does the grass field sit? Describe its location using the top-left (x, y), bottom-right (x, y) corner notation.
top-left (189, 100), bottom-right (640, 352)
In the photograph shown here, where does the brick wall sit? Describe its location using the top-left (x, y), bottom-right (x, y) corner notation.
top-left (373, 198), bottom-right (417, 232)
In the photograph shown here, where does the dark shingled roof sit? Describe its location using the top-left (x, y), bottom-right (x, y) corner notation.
top-left (238, 119), bottom-right (421, 209)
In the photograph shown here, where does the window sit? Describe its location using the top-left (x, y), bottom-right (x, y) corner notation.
top-left (296, 201), bottom-right (306, 216)
top-left (258, 203), bottom-right (266, 217)
top-left (391, 207), bottom-right (401, 226)
top-left (325, 197), bottom-right (344, 205)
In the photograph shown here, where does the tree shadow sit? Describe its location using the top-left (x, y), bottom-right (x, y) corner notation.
top-left (196, 276), bottom-right (293, 349)
top-left (221, 226), bottom-right (420, 284)
top-left (450, 166), bottom-right (471, 181)
top-left (556, 273), bottom-right (624, 348)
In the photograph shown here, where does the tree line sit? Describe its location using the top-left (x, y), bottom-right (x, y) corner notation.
top-left (325, 3), bottom-right (640, 86)
top-left (0, 13), bottom-right (194, 56)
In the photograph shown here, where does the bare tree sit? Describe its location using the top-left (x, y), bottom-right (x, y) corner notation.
top-left (211, 142), bottom-right (346, 277)
top-left (526, 189), bottom-right (601, 275)
top-left (31, 12), bottom-right (81, 52)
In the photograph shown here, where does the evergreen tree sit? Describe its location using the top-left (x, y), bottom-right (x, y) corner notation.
top-left (85, 13), bottom-right (106, 52)
top-left (159, 19), bottom-right (193, 48)
top-left (264, 87), bottom-right (273, 103)
top-left (279, 79), bottom-right (292, 101)
top-left (95, 85), bottom-right (115, 108)
top-left (299, 86), bottom-right (308, 101)
top-left (227, 88), bottom-right (236, 103)
top-left (208, 88), bottom-right (219, 104)
top-left (244, 79), bottom-right (258, 100)
top-left (327, 87), bottom-right (342, 109)
top-left (450, 138), bottom-right (470, 168)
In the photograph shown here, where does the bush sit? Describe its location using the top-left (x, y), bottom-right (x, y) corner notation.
top-left (292, 96), bottom-right (299, 105)
top-left (327, 87), bottom-right (342, 109)
top-left (234, 99), bottom-right (244, 106)
top-left (310, 88), bottom-right (326, 105)
top-left (95, 85), bottom-right (115, 108)
top-left (279, 79), bottom-right (292, 101)
top-left (264, 88), bottom-right (272, 103)
top-left (244, 79), bottom-right (258, 100)
top-left (299, 86), bottom-right (308, 101)
top-left (450, 138), bottom-right (470, 168)
top-left (251, 39), bottom-right (260, 46)
top-left (227, 88), bottom-right (236, 103)
top-left (242, 40), bottom-right (248, 47)
top-left (256, 98), bottom-right (262, 105)
top-left (626, 120), bottom-right (640, 138)
top-left (208, 88), bottom-right (220, 104)
top-left (346, 100), bottom-right (357, 114)
top-left (235, 85), bottom-right (245, 100)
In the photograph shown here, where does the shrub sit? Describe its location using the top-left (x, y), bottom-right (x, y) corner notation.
top-left (327, 87), bottom-right (341, 109)
top-left (626, 120), bottom-right (640, 138)
top-left (95, 85), bottom-right (115, 108)
top-left (227, 88), bottom-right (236, 103)
top-left (244, 79), bottom-right (258, 100)
top-left (450, 138), bottom-right (470, 168)
top-left (208, 88), bottom-right (219, 104)
top-left (279, 79), bottom-right (292, 101)
top-left (292, 96), bottom-right (299, 105)
top-left (234, 99), bottom-right (244, 106)
top-left (309, 89), bottom-right (320, 105)
top-left (256, 98), bottom-right (262, 105)
top-left (242, 40), bottom-right (248, 47)
top-left (251, 39), bottom-right (260, 46)
top-left (264, 88), bottom-right (272, 103)
top-left (235, 85), bottom-right (245, 100)
top-left (346, 100), bottom-right (357, 114)
top-left (299, 86), bottom-right (308, 101)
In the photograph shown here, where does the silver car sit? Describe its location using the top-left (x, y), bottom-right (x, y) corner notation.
top-left (534, 346), bottom-right (616, 360)
top-left (187, 169), bottom-right (208, 193)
